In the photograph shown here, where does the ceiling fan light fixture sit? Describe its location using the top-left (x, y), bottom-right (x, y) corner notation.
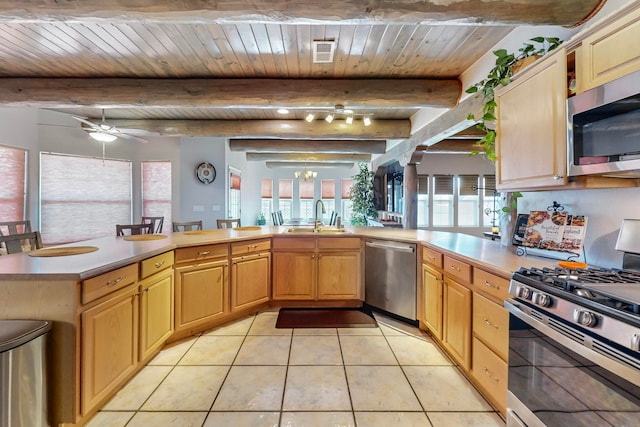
top-left (325, 113), bottom-right (334, 123)
top-left (89, 131), bottom-right (117, 143)
top-left (305, 113), bottom-right (315, 122)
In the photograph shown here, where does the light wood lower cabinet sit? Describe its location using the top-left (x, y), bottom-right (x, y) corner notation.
top-left (317, 251), bottom-right (361, 299)
top-left (139, 268), bottom-right (174, 361)
top-left (421, 262), bottom-right (443, 340)
top-left (443, 277), bottom-right (472, 371)
top-left (473, 292), bottom-right (509, 361)
top-left (272, 251), bottom-right (316, 299)
top-left (231, 252), bottom-right (271, 311)
top-left (81, 285), bottom-right (139, 415)
top-left (472, 336), bottom-right (508, 415)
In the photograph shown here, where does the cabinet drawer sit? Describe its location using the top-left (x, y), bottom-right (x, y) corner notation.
top-left (317, 237), bottom-right (361, 250)
top-left (140, 251), bottom-right (174, 279)
top-left (231, 239), bottom-right (271, 256)
top-left (473, 269), bottom-right (511, 301)
top-left (175, 244), bottom-right (228, 263)
top-left (82, 263), bottom-right (138, 304)
top-left (473, 293), bottom-right (509, 361)
top-left (444, 255), bottom-right (471, 283)
top-left (422, 246), bottom-right (443, 269)
top-left (472, 336), bottom-right (507, 414)
top-left (273, 237), bottom-right (316, 250)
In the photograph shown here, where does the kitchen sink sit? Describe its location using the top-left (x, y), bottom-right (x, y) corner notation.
top-left (284, 227), bottom-right (349, 234)
top-left (285, 227), bottom-right (315, 233)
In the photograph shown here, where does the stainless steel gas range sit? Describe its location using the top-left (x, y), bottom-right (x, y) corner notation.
top-left (505, 221), bottom-right (640, 426)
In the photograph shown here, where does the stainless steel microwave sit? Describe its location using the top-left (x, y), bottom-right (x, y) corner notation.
top-left (567, 69), bottom-right (640, 177)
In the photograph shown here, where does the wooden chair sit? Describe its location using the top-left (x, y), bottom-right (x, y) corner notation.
top-left (216, 219), bottom-right (241, 229)
top-left (0, 231), bottom-right (43, 254)
top-left (277, 211), bottom-right (284, 225)
top-left (329, 211), bottom-right (337, 226)
top-left (271, 212), bottom-right (281, 225)
top-left (116, 223), bottom-right (153, 236)
top-left (141, 216), bottom-right (164, 233)
top-left (172, 220), bottom-right (203, 232)
top-left (0, 220), bottom-right (32, 236)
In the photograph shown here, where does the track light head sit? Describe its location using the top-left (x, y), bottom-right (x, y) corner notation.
top-left (325, 113), bottom-right (334, 123)
top-left (363, 117), bottom-right (372, 126)
top-left (305, 113), bottom-right (315, 122)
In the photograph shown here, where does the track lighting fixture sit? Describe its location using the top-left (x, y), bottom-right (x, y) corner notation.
top-left (303, 104), bottom-right (373, 126)
top-left (346, 115), bottom-right (353, 125)
top-left (325, 113), bottom-right (334, 123)
top-left (305, 113), bottom-right (315, 122)
top-left (363, 117), bottom-right (372, 127)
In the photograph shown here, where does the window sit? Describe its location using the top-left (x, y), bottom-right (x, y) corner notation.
top-left (40, 153), bottom-right (132, 244)
top-left (321, 179), bottom-right (335, 221)
top-left (458, 175), bottom-right (479, 227)
top-left (341, 178), bottom-right (354, 222)
top-left (299, 180), bottom-right (315, 219)
top-left (229, 168), bottom-right (241, 218)
top-left (142, 161), bottom-right (171, 234)
top-left (483, 175), bottom-right (499, 228)
top-left (433, 175), bottom-right (453, 227)
top-left (417, 175), bottom-right (429, 227)
top-left (261, 178), bottom-right (273, 221)
top-left (279, 179), bottom-right (293, 221)
top-left (0, 145), bottom-right (27, 222)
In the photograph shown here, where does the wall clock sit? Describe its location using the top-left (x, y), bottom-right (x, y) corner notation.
top-left (195, 162), bottom-right (216, 184)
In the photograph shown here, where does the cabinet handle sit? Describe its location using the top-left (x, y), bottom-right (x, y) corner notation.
top-left (427, 255), bottom-right (435, 260)
top-left (483, 317), bottom-right (499, 330)
top-left (154, 260), bottom-right (165, 269)
top-left (247, 244), bottom-right (258, 250)
top-left (449, 265), bottom-right (460, 272)
top-left (553, 175), bottom-right (563, 180)
top-left (197, 250), bottom-right (211, 257)
top-left (484, 368), bottom-right (500, 382)
top-left (143, 288), bottom-right (149, 293)
top-left (133, 291), bottom-right (142, 297)
top-left (484, 280), bottom-right (500, 290)
top-left (105, 276), bottom-right (123, 287)
top-left (311, 254), bottom-right (315, 259)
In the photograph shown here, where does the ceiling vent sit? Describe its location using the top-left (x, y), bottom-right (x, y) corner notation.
top-left (312, 40), bottom-right (336, 63)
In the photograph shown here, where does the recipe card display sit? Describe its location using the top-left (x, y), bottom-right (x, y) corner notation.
top-left (513, 211), bottom-right (587, 255)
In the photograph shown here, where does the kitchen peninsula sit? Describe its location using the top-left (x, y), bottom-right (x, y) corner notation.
top-left (0, 227), bottom-right (558, 426)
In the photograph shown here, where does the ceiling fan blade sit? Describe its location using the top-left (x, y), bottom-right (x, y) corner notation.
top-left (118, 132), bottom-right (149, 144)
top-left (71, 115), bottom-right (101, 130)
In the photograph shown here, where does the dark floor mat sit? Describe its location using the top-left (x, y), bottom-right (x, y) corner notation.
top-left (275, 307), bottom-right (378, 328)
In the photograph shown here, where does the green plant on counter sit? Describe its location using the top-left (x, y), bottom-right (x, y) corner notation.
top-left (257, 213), bottom-right (266, 225)
top-left (349, 162), bottom-right (378, 226)
top-left (465, 37), bottom-right (562, 162)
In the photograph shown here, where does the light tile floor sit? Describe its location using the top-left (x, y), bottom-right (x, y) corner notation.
top-left (87, 310), bottom-right (505, 427)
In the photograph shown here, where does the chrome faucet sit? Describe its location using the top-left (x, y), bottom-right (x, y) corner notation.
top-left (314, 199), bottom-right (326, 231)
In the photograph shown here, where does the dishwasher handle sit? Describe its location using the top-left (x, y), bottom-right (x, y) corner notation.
top-left (365, 240), bottom-right (415, 253)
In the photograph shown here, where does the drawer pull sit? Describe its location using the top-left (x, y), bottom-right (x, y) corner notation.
top-left (248, 244), bottom-right (258, 250)
top-left (449, 265), bottom-right (461, 272)
top-left (197, 250), bottom-right (211, 257)
top-left (105, 276), bottom-right (123, 287)
top-left (427, 255), bottom-right (435, 260)
top-left (483, 317), bottom-right (499, 330)
top-left (154, 260), bottom-right (166, 269)
top-left (484, 368), bottom-right (500, 382)
top-left (484, 280), bottom-right (500, 290)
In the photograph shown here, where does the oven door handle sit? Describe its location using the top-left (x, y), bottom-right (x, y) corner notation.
top-left (504, 299), bottom-right (640, 386)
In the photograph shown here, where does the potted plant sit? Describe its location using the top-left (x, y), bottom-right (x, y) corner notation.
top-left (349, 163), bottom-right (378, 226)
top-left (257, 213), bottom-right (266, 225)
top-left (465, 37), bottom-right (562, 162)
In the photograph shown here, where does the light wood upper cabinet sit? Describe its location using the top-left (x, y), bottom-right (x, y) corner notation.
top-left (139, 268), bottom-right (174, 362)
top-left (81, 285), bottom-right (139, 415)
top-left (495, 48), bottom-right (568, 190)
top-left (578, 6), bottom-right (640, 92)
top-left (421, 263), bottom-right (443, 340)
top-left (443, 277), bottom-right (472, 371)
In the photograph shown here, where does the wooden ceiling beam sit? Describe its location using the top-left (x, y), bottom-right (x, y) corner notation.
top-left (266, 162), bottom-right (355, 169)
top-left (230, 139), bottom-right (386, 154)
top-left (0, 78), bottom-right (459, 110)
top-left (246, 153), bottom-right (371, 162)
top-left (416, 139), bottom-right (485, 153)
top-left (0, 0), bottom-right (605, 26)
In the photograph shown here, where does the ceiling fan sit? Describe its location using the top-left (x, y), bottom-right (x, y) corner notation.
top-left (72, 109), bottom-right (148, 144)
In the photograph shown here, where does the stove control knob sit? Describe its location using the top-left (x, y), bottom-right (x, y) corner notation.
top-left (531, 292), bottom-right (551, 307)
top-left (517, 287), bottom-right (532, 300)
top-left (573, 309), bottom-right (598, 328)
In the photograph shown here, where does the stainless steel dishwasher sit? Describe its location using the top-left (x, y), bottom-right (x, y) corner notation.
top-left (364, 239), bottom-right (417, 322)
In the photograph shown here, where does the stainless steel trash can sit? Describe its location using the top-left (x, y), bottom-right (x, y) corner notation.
top-left (0, 320), bottom-right (51, 427)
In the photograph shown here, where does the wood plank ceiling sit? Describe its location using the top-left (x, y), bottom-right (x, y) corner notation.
top-left (0, 1), bottom-right (605, 157)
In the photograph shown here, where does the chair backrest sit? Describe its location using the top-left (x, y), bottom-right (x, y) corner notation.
top-left (141, 216), bottom-right (164, 233)
top-left (216, 219), bottom-right (241, 229)
top-left (0, 220), bottom-right (32, 236)
top-left (329, 211), bottom-right (337, 226)
top-left (271, 212), bottom-right (280, 226)
top-left (116, 223), bottom-right (153, 236)
top-left (277, 211), bottom-right (284, 225)
top-left (0, 231), bottom-right (42, 254)
top-left (172, 220), bottom-right (203, 232)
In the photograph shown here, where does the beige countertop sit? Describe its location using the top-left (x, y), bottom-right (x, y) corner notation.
top-left (0, 226), bottom-right (559, 281)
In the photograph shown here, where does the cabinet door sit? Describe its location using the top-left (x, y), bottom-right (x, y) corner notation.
top-left (231, 253), bottom-right (271, 311)
top-left (443, 277), bottom-right (472, 371)
top-left (139, 268), bottom-right (174, 361)
top-left (317, 251), bottom-right (361, 300)
top-left (272, 251), bottom-right (315, 300)
top-left (174, 259), bottom-right (228, 332)
top-left (422, 264), bottom-right (443, 340)
top-left (81, 286), bottom-right (138, 415)
top-left (496, 49), bottom-right (567, 190)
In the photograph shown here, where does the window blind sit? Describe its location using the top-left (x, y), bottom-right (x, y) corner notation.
top-left (261, 178), bottom-right (273, 198)
top-left (433, 175), bottom-right (454, 195)
top-left (459, 175), bottom-right (479, 196)
top-left (341, 178), bottom-right (354, 199)
top-left (40, 153), bottom-right (132, 245)
top-left (279, 179), bottom-right (292, 199)
top-left (417, 175), bottom-right (429, 195)
top-left (321, 179), bottom-right (335, 199)
top-left (299, 180), bottom-right (314, 199)
top-left (484, 175), bottom-right (496, 196)
top-left (142, 161), bottom-right (172, 233)
top-left (0, 145), bottom-right (27, 222)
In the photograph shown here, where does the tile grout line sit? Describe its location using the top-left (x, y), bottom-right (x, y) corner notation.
top-left (336, 327), bottom-right (358, 427)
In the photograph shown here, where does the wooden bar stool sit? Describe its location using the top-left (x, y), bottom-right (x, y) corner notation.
top-left (216, 219), bottom-right (241, 229)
